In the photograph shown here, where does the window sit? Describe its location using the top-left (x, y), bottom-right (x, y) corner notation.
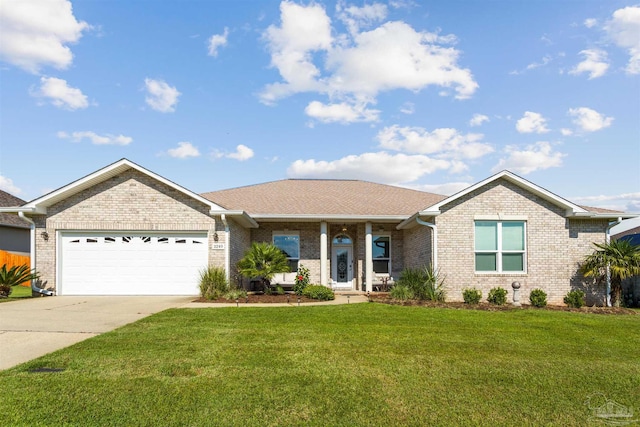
top-left (475, 221), bottom-right (526, 273)
top-left (273, 233), bottom-right (299, 272)
top-left (372, 235), bottom-right (390, 274)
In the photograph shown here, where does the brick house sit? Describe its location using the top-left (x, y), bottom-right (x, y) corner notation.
top-left (1, 158), bottom-right (634, 304)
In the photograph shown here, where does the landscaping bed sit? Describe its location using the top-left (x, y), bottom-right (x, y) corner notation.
top-left (193, 292), bottom-right (318, 304)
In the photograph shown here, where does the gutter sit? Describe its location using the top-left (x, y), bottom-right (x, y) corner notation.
top-left (415, 218), bottom-right (438, 271)
top-left (220, 214), bottom-right (230, 283)
top-left (604, 216), bottom-right (623, 307)
top-left (17, 212), bottom-right (53, 296)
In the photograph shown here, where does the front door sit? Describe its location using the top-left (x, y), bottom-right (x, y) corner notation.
top-left (332, 245), bottom-right (353, 289)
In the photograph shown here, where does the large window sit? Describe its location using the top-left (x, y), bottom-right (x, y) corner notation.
top-left (475, 221), bottom-right (526, 273)
top-left (273, 233), bottom-right (299, 272)
top-left (372, 235), bottom-right (390, 274)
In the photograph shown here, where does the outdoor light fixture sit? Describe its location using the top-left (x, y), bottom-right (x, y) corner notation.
top-left (213, 232), bottom-right (219, 242)
top-left (341, 225), bottom-right (347, 232)
top-left (40, 231), bottom-right (49, 241)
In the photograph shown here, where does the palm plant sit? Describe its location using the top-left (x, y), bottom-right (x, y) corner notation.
top-left (0, 264), bottom-right (39, 298)
top-left (580, 239), bottom-right (640, 307)
top-left (237, 242), bottom-right (290, 293)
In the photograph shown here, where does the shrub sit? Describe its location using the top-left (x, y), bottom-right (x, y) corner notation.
top-left (0, 264), bottom-right (39, 298)
top-left (529, 289), bottom-right (547, 307)
top-left (274, 285), bottom-right (285, 295)
top-left (563, 289), bottom-right (586, 308)
top-left (390, 284), bottom-right (415, 301)
top-left (224, 288), bottom-right (247, 300)
top-left (302, 285), bottom-right (335, 301)
top-left (396, 266), bottom-right (446, 302)
top-left (487, 287), bottom-right (507, 305)
top-left (462, 288), bottom-right (482, 304)
top-left (293, 265), bottom-right (310, 295)
top-left (199, 266), bottom-right (228, 300)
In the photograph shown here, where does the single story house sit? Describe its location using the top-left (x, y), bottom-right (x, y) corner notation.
top-left (0, 190), bottom-right (30, 255)
top-left (1, 158), bottom-right (634, 304)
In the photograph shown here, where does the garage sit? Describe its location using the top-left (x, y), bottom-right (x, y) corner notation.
top-left (59, 232), bottom-right (208, 295)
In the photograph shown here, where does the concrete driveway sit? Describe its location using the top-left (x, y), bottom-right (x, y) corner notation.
top-left (0, 296), bottom-right (193, 370)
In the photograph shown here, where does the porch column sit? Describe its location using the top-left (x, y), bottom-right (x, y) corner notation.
top-left (320, 221), bottom-right (328, 286)
top-left (365, 222), bottom-right (373, 292)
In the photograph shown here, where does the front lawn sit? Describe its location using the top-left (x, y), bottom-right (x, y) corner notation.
top-left (0, 285), bottom-right (31, 303)
top-left (1, 304), bottom-right (638, 426)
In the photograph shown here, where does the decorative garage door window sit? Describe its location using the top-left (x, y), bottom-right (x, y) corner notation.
top-left (67, 236), bottom-right (206, 244)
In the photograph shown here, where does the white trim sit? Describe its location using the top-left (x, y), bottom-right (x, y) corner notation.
top-left (320, 222), bottom-right (328, 286)
top-left (365, 222), bottom-right (373, 293)
top-left (474, 220), bottom-right (527, 274)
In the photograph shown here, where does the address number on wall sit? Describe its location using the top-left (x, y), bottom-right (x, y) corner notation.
top-left (211, 243), bottom-right (225, 250)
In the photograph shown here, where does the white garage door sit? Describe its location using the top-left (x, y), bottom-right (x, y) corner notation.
top-left (60, 232), bottom-right (208, 295)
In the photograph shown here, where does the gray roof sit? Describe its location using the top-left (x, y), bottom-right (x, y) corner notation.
top-left (201, 179), bottom-right (447, 217)
top-left (0, 190), bottom-right (27, 228)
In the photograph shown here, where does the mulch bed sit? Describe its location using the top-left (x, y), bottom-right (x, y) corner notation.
top-left (193, 293), bottom-right (317, 304)
top-left (369, 294), bottom-right (638, 314)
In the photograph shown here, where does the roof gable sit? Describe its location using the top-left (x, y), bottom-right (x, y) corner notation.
top-left (419, 170), bottom-right (630, 219)
top-left (0, 190), bottom-right (27, 228)
top-left (202, 179), bottom-right (447, 219)
top-left (21, 159), bottom-right (227, 214)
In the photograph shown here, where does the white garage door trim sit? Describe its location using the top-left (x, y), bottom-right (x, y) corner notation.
top-left (58, 231), bottom-right (208, 296)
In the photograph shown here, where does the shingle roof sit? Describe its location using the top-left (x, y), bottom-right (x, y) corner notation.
top-left (0, 190), bottom-right (27, 228)
top-left (201, 179), bottom-right (447, 217)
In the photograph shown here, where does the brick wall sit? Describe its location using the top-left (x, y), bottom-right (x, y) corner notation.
top-left (436, 178), bottom-right (608, 305)
top-left (34, 169), bottom-right (218, 291)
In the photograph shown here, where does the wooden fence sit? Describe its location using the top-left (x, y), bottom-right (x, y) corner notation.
top-left (0, 250), bottom-right (31, 287)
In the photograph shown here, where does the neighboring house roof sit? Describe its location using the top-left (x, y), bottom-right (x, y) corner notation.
top-left (0, 190), bottom-right (28, 229)
top-left (613, 226), bottom-right (640, 240)
top-left (201, 179), bottom-right (447, 220)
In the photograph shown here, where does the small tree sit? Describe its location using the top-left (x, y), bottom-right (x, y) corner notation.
top-left (237, 242), bottom-right (290, 293)
top-left (580, 240), bottom-right (640, 307)
top-left (0, 264), bottom-right (39, 298)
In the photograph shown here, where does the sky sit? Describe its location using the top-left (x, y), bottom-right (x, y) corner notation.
top-left (0, 0), bottom-right (639, 215)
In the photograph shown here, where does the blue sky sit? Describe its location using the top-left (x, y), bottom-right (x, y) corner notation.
top-left (1, 0), bottom-right (639, 212)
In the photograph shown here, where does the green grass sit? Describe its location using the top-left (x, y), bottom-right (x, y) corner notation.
top-left (0, 285), bottom-right (32, 302)
top-left (1, 304), bottom-right (638, 426)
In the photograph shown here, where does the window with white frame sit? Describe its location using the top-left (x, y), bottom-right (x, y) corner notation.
top-left (372, 235), bottom-right (390, 274)
top-left (475, 221), bottom-right (526, 273)
top-left (273, 233), bottom-right (300, 272)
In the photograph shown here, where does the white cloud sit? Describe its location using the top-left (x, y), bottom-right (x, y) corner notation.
top-left (569, 49), bottom-right (609, 79)
top-left (144, 78), bottom-right (181, 113)
top-left (492, 141), bottom-right (565, 174)
top-left (227, 144), bottom-right (254, 161)
top-left (260, 1), bottom-right (478, 110)
top-left (584, 18), bottom-right (598, 28)
top-left (516, 111), bottom-right (549, 134)
top-left (0, 0), bottom-right (90, 73)
top-left (469, 113), bottom-right (489, 127)
top-left (0, 176), bottom-right (22, 195)
top-left (377, 125), bottom-right (493, 161)
top-left (207, 27), bottom-right (229, 57)
top-left (287, 151), bottom-right (451, 184)
top-left (604, 6), bottom-right (640, 74)
top-left (399, 102), bottom-right (414, 115)
top-left (568, 107), bottom-right (613, 132)
top-left (305, 100), bottom-right (380, 123)
top-left (32, 76), bottom-right (88, 110)
top-left (560, 128), bottom-right (573, 136)
top-left (336, 1), bottom-right (388, 35)
top-left (57, 130), bottom-right (132, 145)
top-left (168, 142), bottom-right (200, 159)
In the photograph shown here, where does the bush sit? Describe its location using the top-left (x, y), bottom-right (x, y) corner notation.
top-left (274, 285), bottom-right (285, 295)
top-left (224, 288), bottom-right (247, 300)
top-left (199, 266), bottom-right (229, 300)
top-left (462, 288), bottom-right (482, 304)
top-left (293, 265), bottom-right (310, 295)
top-left (302, 285), bottom-right (335, 301)
top-left (563, 289), bottom-right (586, 308)
top-left (390, 284), bottom-right (415, 301)
top-left (396, 266), bottom-right (446, 302)
top-left (529, 289), bottom-right (547, 307)
top-left (487, 287), bottom-right (507, 305)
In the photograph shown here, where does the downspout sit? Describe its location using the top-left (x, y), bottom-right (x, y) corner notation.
top-left (604, 216), bottom-right (623, 307)
top-left (17, 212), bottom-right (53, 296)
top-left (220, 214), bottom-right (230, 284)
top-left (416, 218), bottom-right (437, 271)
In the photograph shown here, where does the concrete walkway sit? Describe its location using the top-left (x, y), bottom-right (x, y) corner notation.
top-left (0, 293), bottom-right (368, 370)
